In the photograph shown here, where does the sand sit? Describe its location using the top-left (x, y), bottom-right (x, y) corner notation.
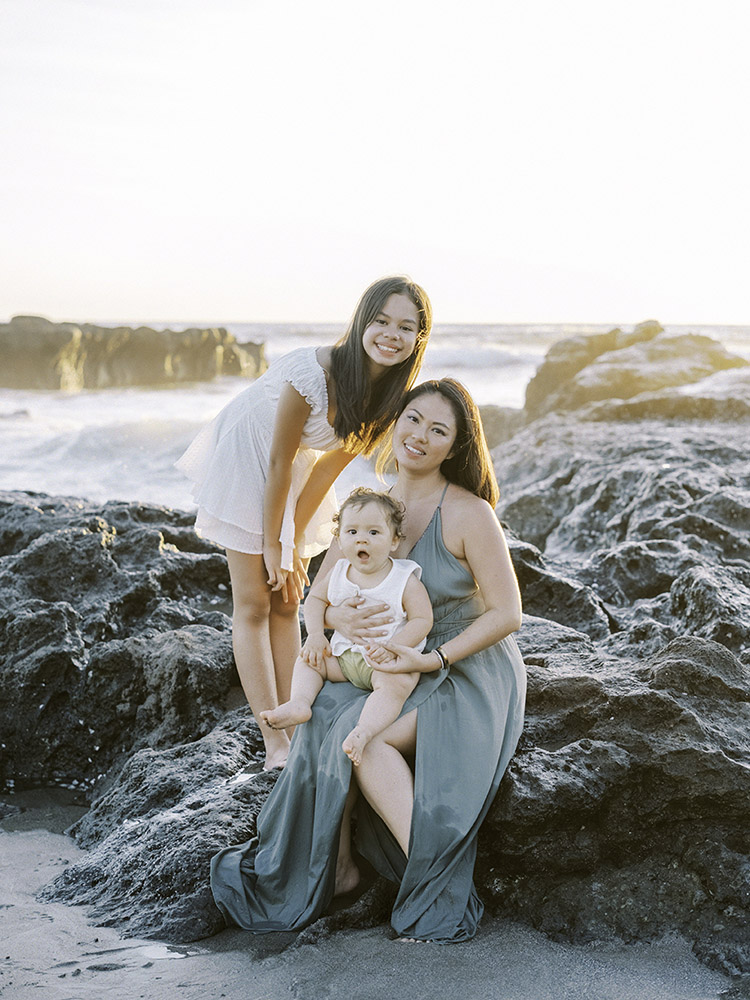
top-left (0, 792), bottom-right (730, 1000)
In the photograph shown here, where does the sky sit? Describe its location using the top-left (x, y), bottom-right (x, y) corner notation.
top-left (1, 0), bottom-right (748, 326)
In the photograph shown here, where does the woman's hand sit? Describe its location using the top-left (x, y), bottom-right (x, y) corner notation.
top-left (365, 643), bottom-right (442, 674)
top-left (325, 596), bottom-right (393, 645)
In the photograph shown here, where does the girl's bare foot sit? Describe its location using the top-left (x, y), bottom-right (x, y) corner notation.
top-left (262, 750), bottom-right (288, 771)
top-left (334, 856), bottom-right (361, 896)
top-left (260, 700), bottom-right (312, 731)
top-left (257, 727), bottom-right (291, 771)
top-left (342, 726), bottom-right (370, 766)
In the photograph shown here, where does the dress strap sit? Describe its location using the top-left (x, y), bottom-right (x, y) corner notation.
top-left (437, 482), bottom-right (449, 506)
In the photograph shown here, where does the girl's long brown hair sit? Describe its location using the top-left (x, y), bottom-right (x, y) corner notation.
top-left (330, 276), bottom-right (432, 455)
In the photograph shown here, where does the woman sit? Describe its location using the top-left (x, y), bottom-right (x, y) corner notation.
top-left (210, 378), bottom-right (526, 943)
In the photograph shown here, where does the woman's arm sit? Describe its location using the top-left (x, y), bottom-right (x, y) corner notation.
top-left (435, 496), bottom-right (522, 666)
top-left (375, 497), bottom-right (521, 673)
top-left (263, 382), bottom-right (313, 598)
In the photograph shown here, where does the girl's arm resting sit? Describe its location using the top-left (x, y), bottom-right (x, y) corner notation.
top-left (300, 585), bottom-right (331, 668)
top-left (263, 382), bottom-right (313, 592)
top-left (293, 448), bottom-right (357, 543)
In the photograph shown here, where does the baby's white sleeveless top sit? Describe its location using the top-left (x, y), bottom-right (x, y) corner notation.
top-left (327, 557), bottom-right (426, 657)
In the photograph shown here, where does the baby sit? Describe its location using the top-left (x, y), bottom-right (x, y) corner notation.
top-left (261, 487), bottom-right (433, 765)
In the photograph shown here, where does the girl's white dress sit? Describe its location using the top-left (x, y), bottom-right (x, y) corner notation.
top-left (175, 347), bottom-right (341, 568)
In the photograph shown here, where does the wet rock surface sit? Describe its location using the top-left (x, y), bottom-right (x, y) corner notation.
top-left (3, 325), bottom-right (750, 983)
top-left (0, 315), bottom-right (266, 390)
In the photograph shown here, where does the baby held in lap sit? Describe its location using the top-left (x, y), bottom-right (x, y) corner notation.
top-left (261, 488), bottom-right (433, 765)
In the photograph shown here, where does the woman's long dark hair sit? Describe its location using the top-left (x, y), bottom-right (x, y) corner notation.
top-left (391, 378), bottom-right (500, 507)
top-left (330, 275), bottom-right (432, 455)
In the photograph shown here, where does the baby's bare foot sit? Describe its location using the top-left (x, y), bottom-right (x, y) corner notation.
top-left (342, 726), bottom-right (370, 766)
top-left (260, 700), bottom-right (311, 731)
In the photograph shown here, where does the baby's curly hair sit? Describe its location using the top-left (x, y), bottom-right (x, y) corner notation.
top-left (333, 487), bottom-right (406, 540)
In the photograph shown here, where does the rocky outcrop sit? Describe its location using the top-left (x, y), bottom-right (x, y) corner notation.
top-left (3, 324), bottom-right (750, 984)
top-left (523, 320), bottom-right (749, 420)
top-left (0, 315), bottom-right (266, 390)
top-left (0, 492), bottom-right (241, 789)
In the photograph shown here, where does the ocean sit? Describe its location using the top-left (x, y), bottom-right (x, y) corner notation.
top-left (1, 322), bottom-right (748, 510)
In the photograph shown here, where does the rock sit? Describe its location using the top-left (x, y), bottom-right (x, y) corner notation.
top-left (40, 711), bottom-right (272, 941)
top-left (524, 320), bottom-right (663, 418)
top-left (5, 324), bottom-right (750, 973)
top-left (508, 538), bottom-right (612, 640)
top-left (0, 491), bottom-right (235, 789)
top-left (480, 635), bottom-right (750, 976)
top-left (524, 322), bottom-right (748, 419)
top-left (0, 316), bottom-right (266, 390)
top-left (582, 367), bottom-right (750, 422)
top-left (478, 404), bottom-right (524, 449)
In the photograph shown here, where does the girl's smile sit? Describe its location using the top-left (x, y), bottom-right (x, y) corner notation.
top-left (362, 293), bottom-right (420, 376)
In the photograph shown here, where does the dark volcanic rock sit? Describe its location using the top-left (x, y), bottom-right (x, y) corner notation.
top-left (0, 491), bottom-right (238, 788)
top-left (0, 315), bottom-right (266, 390)
top-left (496, 414), bottom-right (750, 660)
top-left (480, 635), bottom-right (750, 978)
top-left (39, 712), bottom-right (271, 942)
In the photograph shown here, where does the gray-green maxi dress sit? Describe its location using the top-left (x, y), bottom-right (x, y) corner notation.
top-left (210, 499), bottom-right (527, 943)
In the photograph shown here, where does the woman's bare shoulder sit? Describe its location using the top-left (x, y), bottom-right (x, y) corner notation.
top-left (441, 486), bottom-right (501, 553)
top-left (443, 485), bottom-right (496, 521)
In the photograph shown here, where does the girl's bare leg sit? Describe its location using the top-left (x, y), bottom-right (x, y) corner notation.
top-left (334, 779), bottom-right (361, 895)
top-left (268, 567), bottom-right (308, 705)
top-left (354, 709), bottom-right (417, 858)
top-left (226, 549), bottom-right (290, 770)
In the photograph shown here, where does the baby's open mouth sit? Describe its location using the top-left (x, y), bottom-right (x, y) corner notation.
top-left (356, 548), bottom-right (369, 560)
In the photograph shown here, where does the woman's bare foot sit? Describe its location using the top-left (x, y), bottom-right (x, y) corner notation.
top-left (334, 856), bottom-right (361, 896)
top-left (342, 726), bottom-right (370, 766)
top-left (260, 700), bottom-right (312, 731)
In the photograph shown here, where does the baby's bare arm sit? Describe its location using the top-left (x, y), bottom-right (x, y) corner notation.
top-left (390, 573), bottom-right (433, 648)
top-left (302, 575), bottom-right (332, 668)
top-left (364, 574), bottom-right (433, 667)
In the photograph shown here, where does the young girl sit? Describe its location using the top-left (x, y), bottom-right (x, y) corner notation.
top-left (176, 276), bottom-right (432, 769)
top-left (260, 488), bottom-right (433, 767)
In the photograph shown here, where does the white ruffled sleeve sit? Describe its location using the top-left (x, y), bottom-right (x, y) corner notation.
top-left (280, 348), bottom-right (328, 415)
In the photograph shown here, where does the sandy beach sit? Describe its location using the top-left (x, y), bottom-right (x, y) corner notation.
top-left (0, 791), bottom-right (730, 1000)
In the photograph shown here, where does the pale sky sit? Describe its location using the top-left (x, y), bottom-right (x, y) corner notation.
top-left (1, 0), bottom-right (748, 325)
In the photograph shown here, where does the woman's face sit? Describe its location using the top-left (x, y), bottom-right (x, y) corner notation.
top-left (393, 392), bottom-right (458, 475)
